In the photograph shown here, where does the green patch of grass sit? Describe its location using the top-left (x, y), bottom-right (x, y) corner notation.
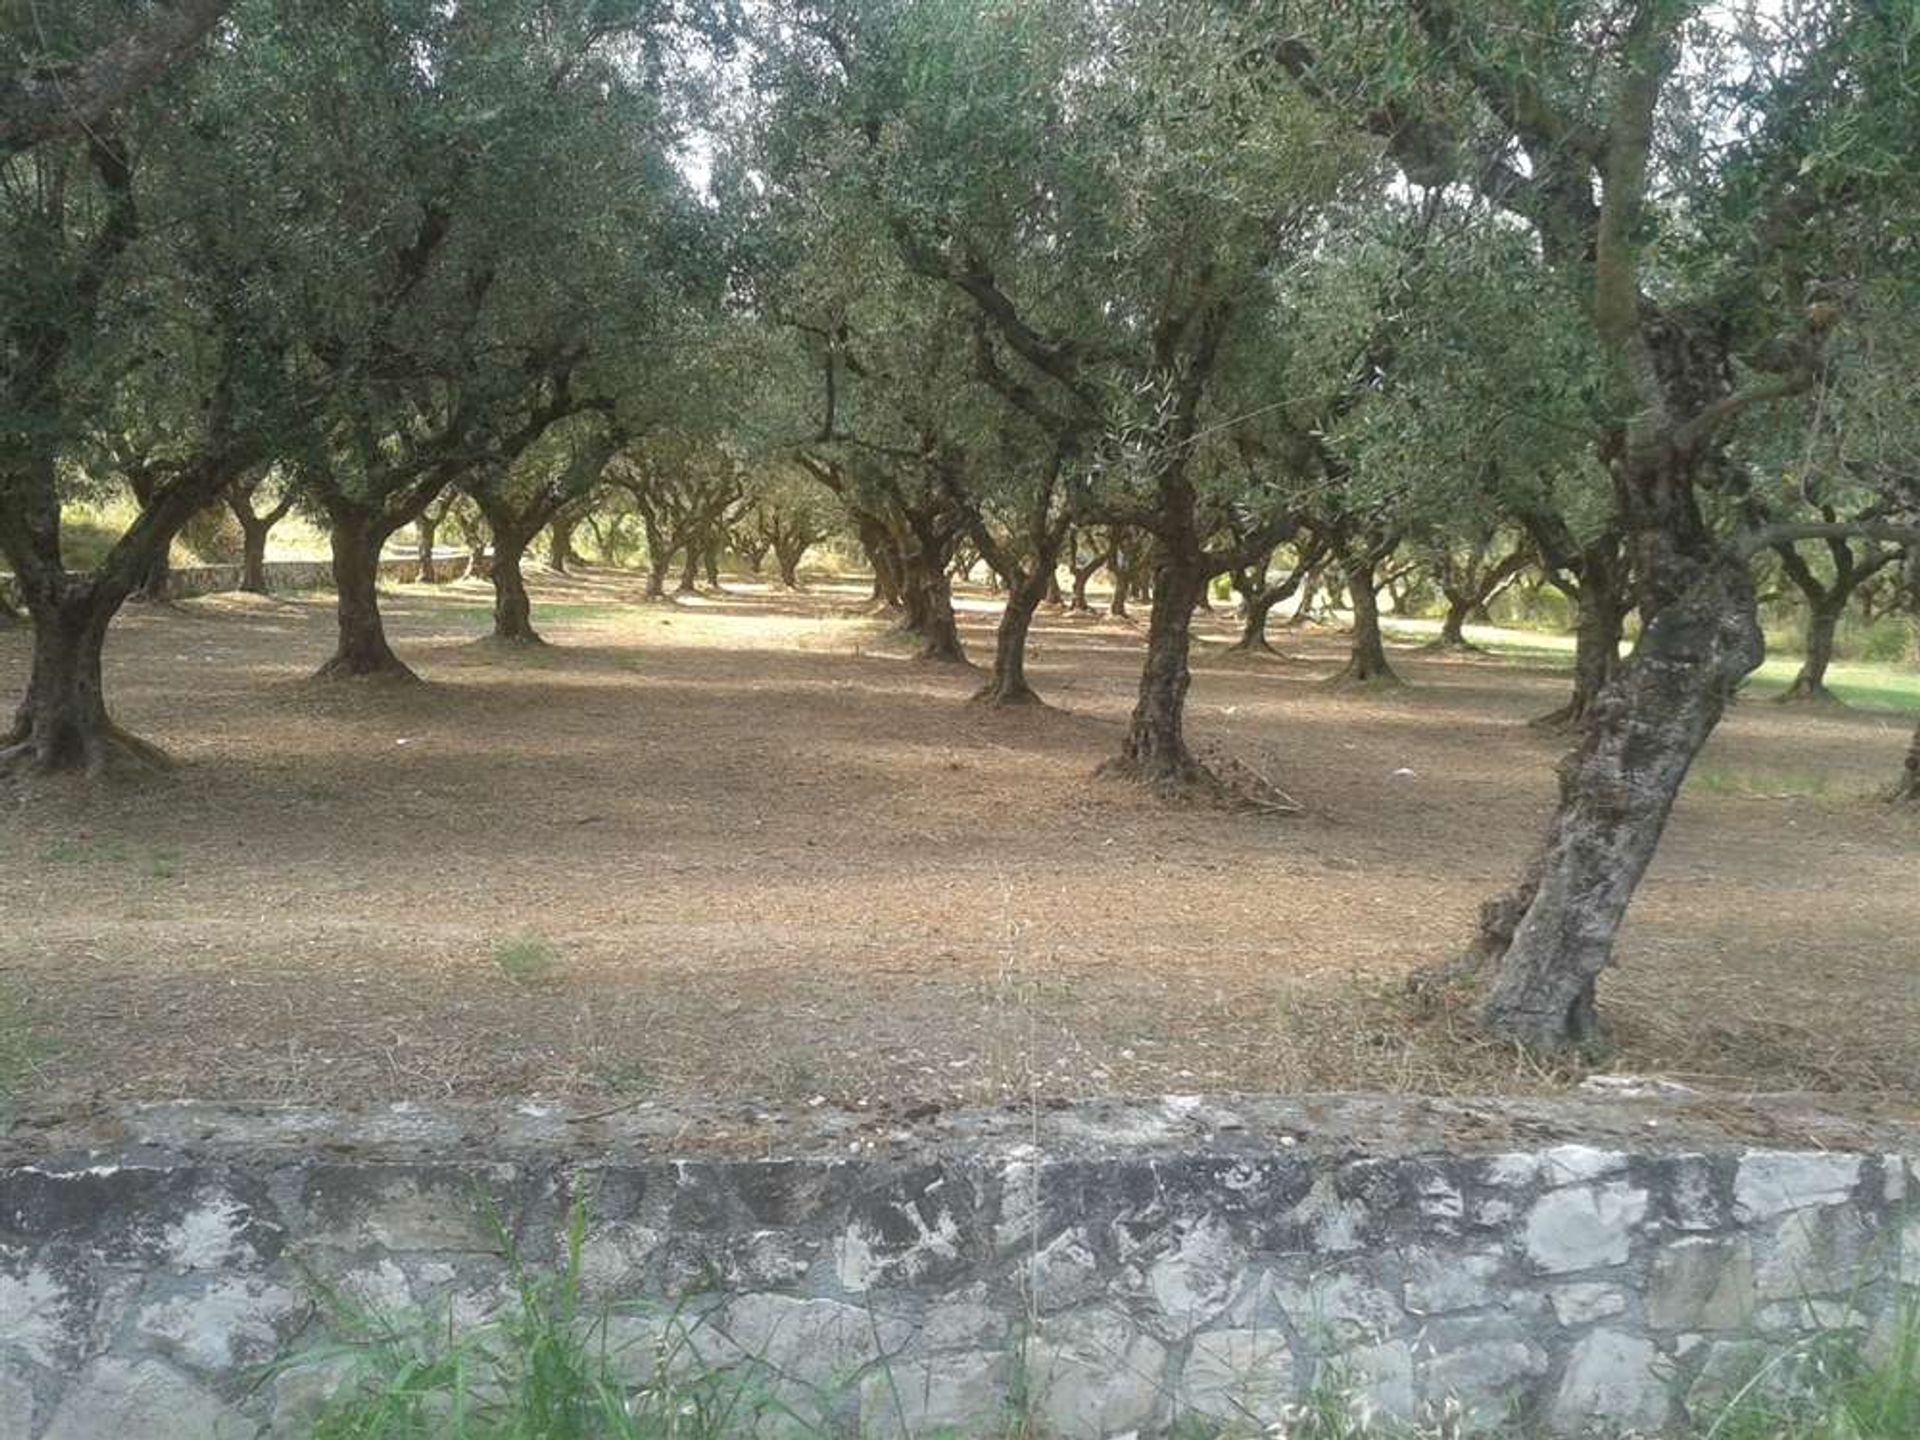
top-left (1741, 658), bottom-right (1920, 714)
top-left (589, 1057), bottom-right (658, 1098)
top-left (1382, 616), bottom-right (1920, 714)
top-left (1701, 1304), bottom-right (1920, 1440)
top-left (287, 1203), bottom-right (795, 1440)
top-left (38, 836), bottom-right (132, 866)
top-left (493, 935), bottom-right (558, 986)
top-left (531, 603), bottom-right (624, 624)
top-left (38, 836), bottom-right (187, 877)
top-left (0, 983), bottom-right (52, 1112)
top-left (277, 1187), bottom-right (1919, 1440)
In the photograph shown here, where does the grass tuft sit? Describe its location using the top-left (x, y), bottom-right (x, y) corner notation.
top-left (493, 935), bottom-right (558, 986)
top-left (282, 1202), bottom-right (790, 1440)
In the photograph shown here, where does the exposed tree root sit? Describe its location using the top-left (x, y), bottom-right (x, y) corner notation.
top-left (1324, 663), bottom-right (1405, 688)
top-left (914, 641), bottom-right (973, 666)
top-left (475, 630), bottom-right (549, 650)
top-left (1222, 635), bottom-right (1282, 657)
top-left (312, 654), bottom-right (421, 684)
top-left (1772, 681), bottom-right (1842, 706)
top-left (0, 722), bottom-right (174, 780)
top-left (1095, 748), bottom-right (1302, 814)
top-left (1893, 736), bottom-right (1919, 804)
top-left (1406, 869), bottom-right (1608, 1057)
top-left (970, 680), bottom-right (1045, 708)
top-left (1095, 751), bottom-right (1235, 805)
top-left (1217, 638), bottom-right (1303, 664)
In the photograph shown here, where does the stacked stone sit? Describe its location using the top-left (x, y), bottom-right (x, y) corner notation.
top-left (1, 1099), bottom-right (1914, 1437)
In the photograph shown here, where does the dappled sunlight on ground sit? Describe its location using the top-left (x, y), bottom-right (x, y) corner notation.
top-left (0, 569), bottom-right (1915, 1114)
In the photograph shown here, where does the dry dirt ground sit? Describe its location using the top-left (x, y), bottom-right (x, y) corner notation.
top-left (2, 570), bottom-right (1916, 1118)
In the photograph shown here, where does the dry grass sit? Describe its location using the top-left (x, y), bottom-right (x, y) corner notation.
top-left (0, 570), bottom-right (1915, 1114)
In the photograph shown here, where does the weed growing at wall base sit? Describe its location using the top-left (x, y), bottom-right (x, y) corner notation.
top-left (290, 1205), bottom-right (785, 1440)
top-left (281, 1207), bottom-right (1920, 1440)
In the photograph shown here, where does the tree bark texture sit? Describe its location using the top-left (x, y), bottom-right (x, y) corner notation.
top-left (489, 530), bottom-right (541, 643)
top-left (1097, 551), bottom-right (1217, 795)
top-left (1477, 557), bottom-right (1763, 1046)
top-left (317, 503), bottom-right (415, 680)
top-left (1331, 556), bottom-right (1400, 684)
top-left (1, 583), bottom-right (167, 776)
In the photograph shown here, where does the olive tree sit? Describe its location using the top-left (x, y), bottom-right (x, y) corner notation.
top-left (1, 0), bottom-right (280, 774)
top-left (1273, 0), bottom-right (1920, 1045)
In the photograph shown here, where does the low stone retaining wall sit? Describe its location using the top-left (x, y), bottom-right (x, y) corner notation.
top-left (1, 1094), bottom-right (1914, 1438)
top-left (0, 553), bottom-right (486, 608)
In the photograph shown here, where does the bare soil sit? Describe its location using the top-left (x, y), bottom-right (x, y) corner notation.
top-left (1, 571), bottom-right (1915, 1115)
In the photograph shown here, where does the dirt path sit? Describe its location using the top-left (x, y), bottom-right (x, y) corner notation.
top-left (1, 572), bottom-right (1915, 1113)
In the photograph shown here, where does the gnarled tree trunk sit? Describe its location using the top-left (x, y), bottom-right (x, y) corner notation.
top-left (416, 515), bottom-right (441, 586)
top-left (1894, 719), bottom-right (1920, 803)
top-left (238, 520), bottom-right (271, 594)
top-left (1331, 555), bottom-right (1399, 684)
top-left (1, 583), bottom-right (167, 776)
top-left (857, 516), bottom-right (903, 609)
top-left (1281, 563), bottom-right (1325, 628)
top-left (123, 471), bottom-right (173, 604)
top-left (976, 569), bottom-right (1047, 706)
top-left (1534, 541), bottom-right (1626, 732)
top-left (1779, 601), bottom-right (1842, 703)
top-left (1771, 533), bottom-right (1895, 706)
top-left (317, 502), bottom-right (414, 681)
top-left (1068, 548), bottom-right (1103, 612)
top-left (1476, 556), bottom-right (1763, 1046)
top-left (1229, 587), bottom-right (1288, 654)
top-left (547, 515), bottom-right (578, 573)
top-left (907, 557), bottom-right (966, 662)
top-left (488, 529), bottom-right (541, 643)
top-left (774, 538), bottom-right (809, 590)
top-left (1097, 550), bottom-right (1215, 794)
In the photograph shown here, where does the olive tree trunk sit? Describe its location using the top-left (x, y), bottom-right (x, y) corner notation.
top-left (1, 584), bottom-right (167, 776)
top-left (237, 519), bottom-right (272, 594)
top-left (415, 516), bottom-right (441, 586)
top-left (547, 516), bottom-right (578, 573)
top-left (1779, 601), bottom-right (1842, 702)
top-left (976, 569), bottom-right (1049, 706)
top-left (317, 502), bottom-right (415, 681)
top-left (1097, 553), bottom-right (1214, 793)
top-left (774, 539), bottom-right (808, 589)
top-left (1476, 557), bottom-right (1763, 1047)
top-left (1535, 551), bottom-right (1626, 732)
top-left (1437, 594), bottom-right (1475, 648)
top-left (907, 557), bottom-right (966, 662)
top-left (1331, 557), bottom-right (1399, 684)
top-left (489, 529), bottom-right (541, 643)
top-left (1894, 718), bottom-right (1920, 803)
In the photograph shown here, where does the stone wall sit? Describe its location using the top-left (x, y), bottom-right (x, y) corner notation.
top-left (0, 553), bottom-right (485, 609)
top-left (1, 1094), bottom-right (1914, 1438)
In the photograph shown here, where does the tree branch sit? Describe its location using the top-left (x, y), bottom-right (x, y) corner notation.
top-left (0, 0), bottom-right (229, 159)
